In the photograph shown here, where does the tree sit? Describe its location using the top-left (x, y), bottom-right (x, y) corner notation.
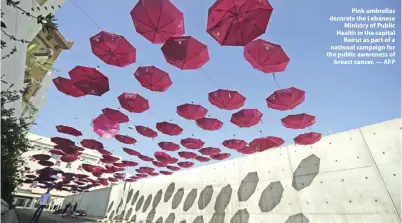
top-left (1, 82), bottom-right (35, 204)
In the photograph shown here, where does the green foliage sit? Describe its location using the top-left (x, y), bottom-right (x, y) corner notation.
top-left (1, 82), bottom-right (35, 204)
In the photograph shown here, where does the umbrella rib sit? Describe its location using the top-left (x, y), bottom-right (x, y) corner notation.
top-left (152, 5), bottom-right (164, 43)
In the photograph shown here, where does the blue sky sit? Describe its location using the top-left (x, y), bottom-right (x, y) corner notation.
top-left (31, 0), bottom-right (401, 173)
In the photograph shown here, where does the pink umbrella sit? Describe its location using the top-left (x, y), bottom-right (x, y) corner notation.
top-left (210, 153), bottom-right (231, 160)
top-left (115, 135), bottom-right (137, 144)
top-left (160, 171), bottom-right (173, 175)
top-left (102, 108), bottom-right (129, 123)
top-left (92, 114), bottom-right (120, 138)
top-left (136, 167), bottom-right (155, 174)
top-left (178, 151), bottom-right (197, 159)
top-left (123, 148), bottom-right (140, 156)
top-left (222, 139), bottom-right (247, 150)
top-left (249, 136), bottom-right (284, 152)
top-left (237, 146), bottom-right (256, 155)
top-left (199, 147), bottom-right (221, 156)
top-left (294, 132), bottom-right (322, 145)
top-left (158, 142), bottom-right (180, 152)
top-left (177, 161), bottom-right (194, 168)
top-left (152, 161), bottom-right (167, 168)
top-left (166, 165), bottom-right (180, 171)
top-left (90, 31), bottom-right (136, 67)
top-left (138, 154), bottom-right (154, 162)
top-left (180, 138), bottom-right (204, 150)
top-left (195, 156), bottom-right (210, 162)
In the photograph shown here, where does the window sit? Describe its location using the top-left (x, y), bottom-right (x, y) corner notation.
top-left (36, 0), bottom-right (47, 6)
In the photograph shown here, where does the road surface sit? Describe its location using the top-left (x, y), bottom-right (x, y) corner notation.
top-left (16, 208), bottom-right (97, 223)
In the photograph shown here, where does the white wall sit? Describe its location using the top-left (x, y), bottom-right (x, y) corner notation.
top-left (1, 0), bottom-right (65, 117)
top-left (62, 187), bottom-right (112, 218)
top-left (64, 118), bottom-right (401, 223)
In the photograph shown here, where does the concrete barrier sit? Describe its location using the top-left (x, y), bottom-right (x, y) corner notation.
top-left (63, 118), bottom-right (401, 223)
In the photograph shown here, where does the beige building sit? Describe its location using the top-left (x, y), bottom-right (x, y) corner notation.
top-left (13, 133), bottom-right (104, 210)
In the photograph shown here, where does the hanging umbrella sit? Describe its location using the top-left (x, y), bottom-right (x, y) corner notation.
top-left (135, 126), bottom-right (158, 138)
top-left (158, 142), bottom-right (180, 152)
top-left (180, 138), bottom-right (204, 150)
top-left (49, 149), bottom-right (66, 156)
top-left (126, 178), bottom-right (136, 182)
top-left (122, 160), bottom-right (138, 166)
top-left (294, 132), bottom-right (322, 145)
top-left (195, 156), bottom-right (210, 162)
top-left (154, 151), bottom-right (172, 163)
top-left (130, 0), bottom-right (184, 44)
top-left (101, 155), bottom-right (120, 163)
top-left (177, 103), bottom-right (208, 120)
top-left (32, 154), bottom-right (51, 161)
top-left (160, 171), bottom-right (173, 175)
top-left (196, 118), bottom-right (223, 131)
top-left (138, 154), bottom-right (154, 162)
top-left (207, 0), bottom-right (273, 46)
top-left (167, 157), bottom-right (179, 164)
top-left (208, 89), bottom-right (246, 110)
top-left (237, 146), bottom-right (256, 155)
top-left (161, 36), bottom-right (209, 70)
top-left (38, 160), bottom-right (54, 167)
top-left (115, 135), bottom-right (137, 144)
top-left (102, 108), bottom-right (129, 123)
top-left (68, 65), bottom-right (110, 96)
top-left (266, 87), bottom-right (305, 111)
top-left (166, 165), bottom-right (180, 171)
top-left (156, 122), bottom-right (183, 136)
top-left (113, 163), bottom-right (127, 168)
top-left (52, 77), bottom-right (85, 98)
top-left (60, 155), bottom-right (79, 163)
top-left (148, 172), bottom-right (159, 176)
top-left (136, 173), bottom-right (148, 178)
top-left (210, 153), bottom-right (230, 160)
top-left (82, 164), bottom-right (97, 173)
top-left (56, 125), bottom-right (82, 137)
top-left (178, 151), bottom-right (198, 159)
top-left (92, 114), bottom-right (120, 138)
top-left (199, 147), bottom-right (221, 156)
top-left (281, 113), bottom-right (315, 129)
top-left (177, 161), bottom-right (194, 168)
top-left (51, 137), bottom-right (75, 147)
top-left (118, 93), bottom-right (150, 113)
top-left (80, 139), bottom-right (104, 150)
top-left (136, 167), bottom-right (155, 174)
top-left (249, 136), bottom-right (284, 152)
top-left (123, 148), bottom-right (140, 156)
top-left (134, 66), bottom-right (172, 92)
top-left (90, 31), bottom-right (136, 67)
top-left (244, 39), bottom-right (290, 73)
top-left (231, 109), bottom-right (263, 128)
top-left (152, 161), bottom-right (167, 167)
top-left (222, 139), bottom-right (247, 150)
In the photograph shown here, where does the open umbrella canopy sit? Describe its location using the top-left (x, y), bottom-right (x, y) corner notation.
top-left (161, 36), bottom-right (209, 70)
top-left (134, 66), bottom-right (172, 92)
top-left (68, 65), bottom-right (110, 96)
top-left (207, 0), bottom-right (273, 46)
top-left (102, 108), bottom-right (129, 123)
top-left (130, 0), bottom-right (184, 44)
top-left (52, 77), bottom-right (85, 98)
top-left (90, 31), bottom-right (136, 67)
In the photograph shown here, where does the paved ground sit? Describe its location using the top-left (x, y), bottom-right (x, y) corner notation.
top-left (16, 208), bottom-right (97, 223)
